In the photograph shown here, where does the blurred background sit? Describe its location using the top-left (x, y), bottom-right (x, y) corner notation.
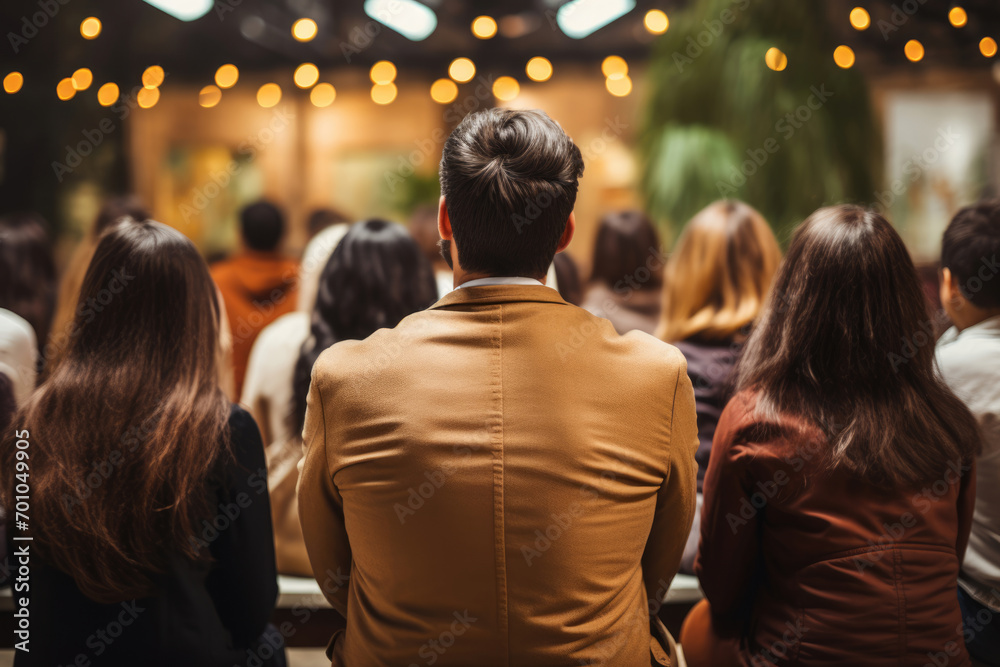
top-left (1, 0), bottom-right (999, 273)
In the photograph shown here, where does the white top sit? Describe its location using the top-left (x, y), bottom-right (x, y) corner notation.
top-left (937, 314), bottom-right (1000, 611)
top-left (457, 276), bottom-right (546, 289)
top-left (0, 309), bottom-right (37, 407)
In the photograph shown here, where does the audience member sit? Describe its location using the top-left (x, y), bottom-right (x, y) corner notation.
top-left (298, 108), bottom-right (698, 665)
top-left (265, 220), bottom-right (438, 576)
top-left (307, 207), bottom-right (351, 240)
top-left (211, 200), bottom-right (298, 394)
top-left (409, 203), bottom-right (455, 297)
top-left (683, 205), bottom-right (981, 666)
top-left (657, 200), bottom-right (781, 573)
top-left (582, 210), bottom-right (663, 334)
top-left (0, 219), bottom-right (280, 667)
top-left (552, 251), bottom-right (584, 306)
top-left (49, 195), bottom-right (149, 357)
top-left (0, 308), bottom-right (37, 407)
top-left (936, 200), bottom-right (1000, 665)
top-left (0, 213), bottom-right (56, 362)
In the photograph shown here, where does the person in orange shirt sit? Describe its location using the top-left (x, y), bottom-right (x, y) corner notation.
top-left (211, 200), bottom-right (298, 395)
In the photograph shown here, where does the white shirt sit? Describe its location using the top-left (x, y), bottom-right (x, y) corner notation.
top-left (937, 314), bottom-right (1000, 611)
top-left (0, 308), bottom-right (37, 407)
top-left (456, 276), bottom-right (546, 289)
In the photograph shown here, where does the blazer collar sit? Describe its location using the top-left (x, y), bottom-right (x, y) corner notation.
top-left (429, 284), bottom-right (569, 310)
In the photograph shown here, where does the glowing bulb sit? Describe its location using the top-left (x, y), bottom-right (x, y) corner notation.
top-left (294, 63), bottom-right (320, 88)
top-left (310, 83), bottom-right (336, 107)
top-left (292, 18), bottom-right (318, 42)
top-left (605, 74), bottom-right (632, 96)
top-left (601, 55), bottom-right (628, 77)
top-left (448, 58), bottom-right (476, 83)
top-left (471, 16), bottom-right (497, 39)
top-left (525, 57), bottom-right (553, 82)
top-left (849, 7), bottom-right (870, 30)
top-left (644, 9), bottom-right (668, 34)
top-left (97, 82), bottom-right (119, 106)
top-left (3, 72), bottom-right (23, 94)
top-left (430, 78), bottom-right (458, 104)
top-left (492, 76), bottom-right (519, 102)
top-left (981, 37), bottom-right (998, 58)
top-left (257, 83), bottom-right (282, 108)
top-left (765, 47), bottom-right (788, 71)
top-left (81, 17), bottom-right (102, 39)
top-left (949, 7), bottom-right (967, 28)
top-left (199, 85), bottom-right (222, 108)
top-left (905, 39), bottom-right (924, 62)
top-left (371, 82), bottom-right (397, 105)
top-left (142, 65), bottom-right (164, 89)
top-left (833, 45), bottom-right (856, 69)
top-left (137, 87), bottom-right (159, 108)
top-left (57, 77), bottom-right (76, 101)
top-left (370, 60), bottom-right (397, 84)
top-left (215, 64), bottom-right (239, 89)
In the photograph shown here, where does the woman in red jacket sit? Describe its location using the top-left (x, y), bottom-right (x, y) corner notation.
top-left (683, 205), bottom-right (980, 666)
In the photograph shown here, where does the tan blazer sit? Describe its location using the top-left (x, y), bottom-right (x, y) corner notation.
top-left (298, 284), bottom-right (698, 666)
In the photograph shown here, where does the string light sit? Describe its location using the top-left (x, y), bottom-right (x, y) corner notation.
top-left (97, 82), bottom-right (119, 106)
top-left (71, 68), bottom-right (93, 91)
top-left (56, 77), bottom-right (76, 101)
top-left (606, 75), bottom-right (632, 97)
top-left (80, 17), bottom-right (102, 39)
top-left (492, 76), bottom-right (519, 102)
top-left (142, 65), bottom-right (164, 89)
top-left (199, 85), bottom-right (222, 108)
top-left (257, 83), bottom-right (282, 107)
top-left (765, 47), bottom-right (788, 71)
top-left (3, 72), bottom-right (23, 94)
top-left (371, 82), bottom-right (397, 105)
top-left (448, 58), bottom-right (476, 83)
top-left (294, 63), bottom-right (320, 88)
top-left (601, 55), bottom-right (628, 78)
top-left (949, 7), bottom-right (968, 28)
top-left (430, 78), bottom-right (458, 103)
top-left (833, 45), bottom-right (856, 69)
top-left (525, 57), bottom-right (553, 82)
top-left (849, 7), bottom-right (870, 30)
top-left (137, 87), bottom-right (159, 109)
top-left (292, 18), bottom-right (318, 42)
top-left (981, 37), bottom-right (998, 58)
top-left (904, 39), bottom-right (924, 61)
top-left (644, 9), bottom-right (668, 34)
top-left (370, 60), bottom-right (397, 85)
top-left (471, 16), bottom-right (497, 39)
top-left (215, 64), bottom-right (239, 89)
top-left (311, 83), bottom-right (336, 107)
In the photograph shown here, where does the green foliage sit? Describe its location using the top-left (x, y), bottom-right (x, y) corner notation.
top-left (641, 0), bottom-right (881, 242)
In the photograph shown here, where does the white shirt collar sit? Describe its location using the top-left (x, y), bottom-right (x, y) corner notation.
top-left (455, 276), bottom-right (548, 290)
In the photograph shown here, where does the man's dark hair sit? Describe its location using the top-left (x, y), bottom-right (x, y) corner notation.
top-left (439, 108), bottom-right (584, 277)
top-left (941, 200), bottom-right (1000, 309)
top-left (240, 200), bottom-right (285, 251)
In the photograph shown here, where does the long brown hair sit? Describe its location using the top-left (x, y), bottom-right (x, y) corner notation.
top-left (736, 205), bottom-right (980, 485)
top-left (656, 200), bottom-right (781, 343)
top-left (1, 220), bottom-right (231, 602)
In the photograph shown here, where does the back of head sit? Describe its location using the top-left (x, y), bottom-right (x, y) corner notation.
top-left (289, 219), bottom-right (439, 433)
top-left (658, 200), bottom-right (780, 343)
top-left (590, 210), bottom-right (662, 290)
top-left (4, 219), bottom-right (231, 602)
top-left (307, 207), bottom-right (351, 239)
top-left (240, 200), bottom-right (285, 252)
top-left (941, 200), bottom-right (1000, 309)
top-left (737, 204), bottom-right (980, 485)
top-left (0, 212), bottom-right (57, 345)
top-left (440, 108), bottom-right (584, 277)
top-left (553, 252), bottom-right (583, 306)
top-left (408, 204), bottom-right (443, 265)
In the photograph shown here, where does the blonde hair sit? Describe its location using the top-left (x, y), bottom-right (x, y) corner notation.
top-left (656, 200), bottom-right (781, 343)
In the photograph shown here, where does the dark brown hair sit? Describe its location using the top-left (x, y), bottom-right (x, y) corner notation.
top-left (1, 219), bottom-right (231, 602)
top-left (0, 213), bottom-right (57, 346)
top-left (439, 108), bottom-right (584, 278)
top-left (736, 205), bottom-right (979, 485)
top-left (941, 200), bottom-right (1000, 309)
top-left (589, 210), bottom-right (662, 290)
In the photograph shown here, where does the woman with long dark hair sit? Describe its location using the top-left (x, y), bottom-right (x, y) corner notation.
top-left (1, 220), bottom-right (279, 666)
top-left (683, 205), bottom-right (981, 666)
top-left (266, 219), bottom-right (438, 576)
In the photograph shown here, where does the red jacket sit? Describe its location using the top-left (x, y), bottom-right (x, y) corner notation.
top-left (696, 391), bottom-right (976, 666)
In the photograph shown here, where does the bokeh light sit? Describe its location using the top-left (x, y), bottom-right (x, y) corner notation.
top-left (644, 9), bottom-right (669, 35)
top-left (526, 57), bottom-right (553, 82)
top-left (3, 72), bottom-right (23, 94)
top-left (311, 83), bottom-right (336, 107)
top-left (448, 58), bottom-right (476, 83)
top-left (492, 76), bottom-right (520, 102)
top-left (601, 55), bottom-right (628, 78)
top-left (199, 85), bottom-right (222, 108)
top-left (765, 47), bottom-right (788, 71)
top-left (257, 83), bottom-right (282, 108)
top-left (56, 77), bottom-right (76, 101)
top-left (430, 78), bottom-right (458, 104)
top-left (294, 63), bottom-right (320, 88)
top-left (80, 17), bottom-right (102, 39)
top-left (137, 86), bottom-right (159, 109)
top-left (606, 74), bottom-right (632, 97)
top-left (292, 18), bottom-right (318, 42)
top-left (371, 82), bottom-right (398, 105)
top-left (471, 16), bottom-right (497, 39)
top-left (905, 39), bottom-right (924, 62)
top-left (833, 45), bottom-right (856, 69)
top-left (949, 7), bottom-right (968, 28)
top-left (72, 68), bottom-right (93, 91)
top-left (97, 82), bottom-right (119, 106)
top-left (849, 7), bottom-right (870, 30)
top-left (142, 65), bottom-right (164, 89)
top-left (370, 61), bottom-right (397, 85)
top-left (981, 37), bottom-right (998, 58)
top-left (215, 64), bottom-right (239, 89)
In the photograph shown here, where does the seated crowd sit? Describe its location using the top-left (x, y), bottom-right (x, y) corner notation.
top-left (0, 107), bottom-right (998, 667)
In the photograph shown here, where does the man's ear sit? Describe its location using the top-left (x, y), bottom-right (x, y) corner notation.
top-left (438, 196), bottom-right (453, 241)
top-left (556, 212), bottom-right (575, 253)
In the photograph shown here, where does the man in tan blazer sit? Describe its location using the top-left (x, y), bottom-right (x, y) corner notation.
top-left (298, 108), bottom-right (699, 666)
